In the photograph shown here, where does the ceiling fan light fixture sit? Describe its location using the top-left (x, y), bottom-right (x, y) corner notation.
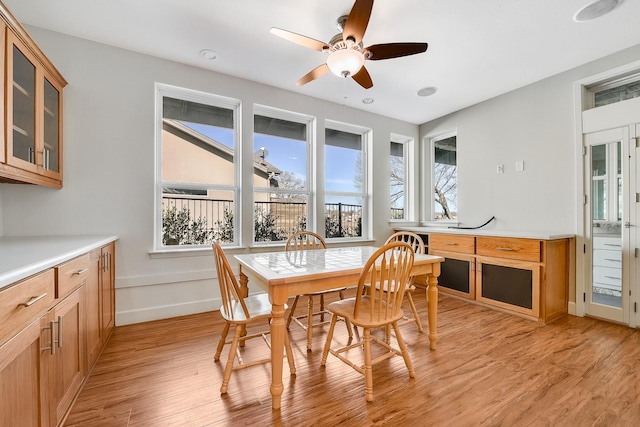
top-left (326, 49), bottom-right (365, 78)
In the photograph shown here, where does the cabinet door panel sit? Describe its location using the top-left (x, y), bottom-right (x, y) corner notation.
top-left (49, 288), bottom-right (85, 426)
top-left (7, 32), bottom-right (38, 173)
top-left (101, 244), bottom-right (115, 339)
top-left (0, 317), bottom-right (49, 427)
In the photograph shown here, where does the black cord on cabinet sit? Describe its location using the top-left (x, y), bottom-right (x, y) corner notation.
top-left (447, 216), bottom-right (496, 230)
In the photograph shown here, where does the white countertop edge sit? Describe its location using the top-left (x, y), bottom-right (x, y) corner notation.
top-left (394, 227), bottom-right (575, 240)
top-left (0, 235), bottom-right (118, 290)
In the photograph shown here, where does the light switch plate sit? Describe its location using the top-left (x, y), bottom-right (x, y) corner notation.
top-left (515, 160), bottom-right (524, 172)
top-left (497, 164), bottom-right (504, 174)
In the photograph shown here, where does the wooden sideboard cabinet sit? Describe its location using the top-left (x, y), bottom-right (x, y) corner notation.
top-left (400, 229), bottom-right (574, 323)
top-left (0, 241), bottom-right (116, 426)
top-left (0, 0), bottom-right (67, 188)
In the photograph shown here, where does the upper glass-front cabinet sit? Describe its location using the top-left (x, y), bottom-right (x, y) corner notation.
top-left (3, 19), bottom-right (66, 188)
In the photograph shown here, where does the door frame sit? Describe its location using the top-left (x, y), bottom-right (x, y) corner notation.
top-left (573, 60), bottom-right (640, 327)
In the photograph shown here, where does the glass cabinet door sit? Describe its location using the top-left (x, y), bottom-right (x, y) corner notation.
top-left (43, 77), bottom-right (60, 173)
top-left (10, 44), bottom-right (37, 168)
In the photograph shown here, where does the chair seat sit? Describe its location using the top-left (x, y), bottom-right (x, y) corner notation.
top-left (220, 293), bottom-right (282, 323)
top-left (327, 296), bottom-right (404, 329)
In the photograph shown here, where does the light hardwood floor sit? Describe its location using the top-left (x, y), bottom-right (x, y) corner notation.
top-left (65, 291), bottom-right (640, 426)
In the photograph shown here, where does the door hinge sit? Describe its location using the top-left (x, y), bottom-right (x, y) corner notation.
top-left (636, 193), bottom-right (640, 203)
top-left (635, 302), bottom-right (637, 313)
top-left (583, 293), bottom-right (586, 302)
top-left (582, 146), bottom-right (587, 155)
top-left (635, 248), bottom-right (639, 258)
top-left (584, 244), bottom-right (587, 254)
top-left (584, 194), bottom-right (588, 205)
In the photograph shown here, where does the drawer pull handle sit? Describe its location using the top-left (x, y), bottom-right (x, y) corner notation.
top-left (73, 268), bottom-right (89, 275)
top-left (444, 242), bottom-right (458, 245)
top-left (496, 247), bottom-right (515, 251)
top-left (18, 293), bottom-right (47, 307)
top-left (604, 275), bottom-right (621, 280)
top-left (604, 244), bottom-right (622, 247)
top-left (604, 258), bottom-right (621, 262)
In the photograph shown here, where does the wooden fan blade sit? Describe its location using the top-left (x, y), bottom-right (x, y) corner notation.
top-left (343, 0), bottom-right (373, 44)
top-left (352, 66), bottom-right (373, 89)
top-left (296, 64), bottom-right (330, 86)
top-left (364, 43), bottom-right (428, 60)
top-left (270, 27), bottom-right (330, 52)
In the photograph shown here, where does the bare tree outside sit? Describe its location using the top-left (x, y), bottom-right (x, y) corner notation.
top-left (433, 136), bottom-right (457, 220)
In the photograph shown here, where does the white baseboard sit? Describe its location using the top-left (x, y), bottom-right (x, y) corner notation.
top-left (116, 297), bottom-right (220, 326)
top-left (568, 301), bottom-right (577, 316)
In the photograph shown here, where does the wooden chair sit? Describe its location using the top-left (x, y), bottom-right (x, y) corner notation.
top-left (285, 231), bottom-right (353, 351)
top-left (383, 231), bottom-right (425, 333)
top-left (320, 241), bottom-right (416, 402)
top-left (212, 241), bottom-right (296, 394)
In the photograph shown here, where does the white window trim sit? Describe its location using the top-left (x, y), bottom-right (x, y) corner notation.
top-left (389, 133), bottom-right (413, 223)
top-left (421, 130), bottom-right (458, 225)
top-left (324, 119), bottom-right (372, 241)
top-left (252, 105), bottom-right (315, 244)
top-left (153, 83), bottom-right (241, 253)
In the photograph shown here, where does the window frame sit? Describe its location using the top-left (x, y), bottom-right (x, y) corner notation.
top-left (154, 83), bottom-right (241, 252)
top-left (252, 105), bottom-right (315, 245)
top-left (389, 133), bottom-right (413, 222)
top-left (423, 130), bottom-right (458, 224)
top-left (324, 119), bottom-right (371, 241)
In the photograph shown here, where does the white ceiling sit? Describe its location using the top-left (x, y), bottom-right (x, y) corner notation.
top-left (6, 0), bottom-right (640, 124)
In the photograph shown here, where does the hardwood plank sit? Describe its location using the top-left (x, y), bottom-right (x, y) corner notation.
top-left (65, 292), bottom-right (640, 426)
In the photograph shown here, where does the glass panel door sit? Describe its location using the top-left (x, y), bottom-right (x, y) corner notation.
top-left (585, 128), bottom-right (629, 323)
top-left (11, 45), bottom-right (36, 166)
top-left (43, 78), bottom-right (60, 173)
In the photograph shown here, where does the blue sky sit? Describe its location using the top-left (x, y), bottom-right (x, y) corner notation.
top-left (185, 122), bottom-right (360, 193)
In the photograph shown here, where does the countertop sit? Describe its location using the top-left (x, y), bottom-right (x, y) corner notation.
top-left (0, 235), bottom-right (118, 290)
top-left (394, 226), bottom-right (574, 240)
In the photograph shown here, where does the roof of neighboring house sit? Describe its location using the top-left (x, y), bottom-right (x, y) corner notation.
top-left (162, 119), bottom-right (282, 179)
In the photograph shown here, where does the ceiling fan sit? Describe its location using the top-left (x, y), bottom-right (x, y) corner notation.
top-left (270, 0), bottom-right (428, 89)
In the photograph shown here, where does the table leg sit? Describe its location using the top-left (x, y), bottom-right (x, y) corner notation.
top-left (427, 273), bottom-right (439, 350)
top-left (270, 299), bottom-right (286, 410)
top-left (238, 269), bottom-right (248, 346)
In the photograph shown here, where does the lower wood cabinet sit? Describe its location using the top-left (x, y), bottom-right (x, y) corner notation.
top-left (0, 241), bottom-right (115, 426)
top-left (411, 230), bottom-right (573, 323)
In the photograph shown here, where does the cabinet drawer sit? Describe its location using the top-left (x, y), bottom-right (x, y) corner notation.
top-left (0, 269), bottom-right (55, 345)
top-left (593, 266), bottom-right (621, 288)
top-left (476, 237), bottom-right (541, 262)
top-left (429, 234), bottom-right (475, 254)
top-left (56, 254), bottom-right (90, 299)
top-left (593, 249), bottom-right (621, 268)
top-left (593, 236), bottom-right (622, 250)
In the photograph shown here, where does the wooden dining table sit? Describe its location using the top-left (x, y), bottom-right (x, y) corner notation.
top-left (234, 245), bottom-right (443, 410)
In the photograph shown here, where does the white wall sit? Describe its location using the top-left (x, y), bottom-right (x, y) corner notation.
top-left (420, 44), bottom-right (640, 235)
top-left (0, 27), bottom-right (419, 325)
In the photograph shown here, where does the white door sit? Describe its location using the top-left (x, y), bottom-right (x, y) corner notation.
top-left (584, 128), bottom-right (629, 323)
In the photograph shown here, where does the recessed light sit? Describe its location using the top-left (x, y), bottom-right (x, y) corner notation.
top-left (200, 49), bottom-right (217, 60)
top-left (573, 0), bottom-right (620, 22)
top-left (417, 87), bottom-right (437, 97)
top-left (362, 98), bottom-right (374, 104)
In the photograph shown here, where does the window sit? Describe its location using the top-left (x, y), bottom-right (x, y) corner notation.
top-left (591, 141), bottom-right (622, 222)
top-left (253, 107), bottom-right (313, 243)
top-left (155, 84), bottom-right (240, 249)
top-left (588, 73), bottom-right (640, 108)
top-left (390, 134), bottom-right (411, 220)
top-left (431, 133), bottom-right (457, 221)
top-left (325, 122), bottom-right (369, 239)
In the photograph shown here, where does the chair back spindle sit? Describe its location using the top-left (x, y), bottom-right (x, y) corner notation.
top-left (354, 242), bottom-right (414, 323)
top-left (213, 241), bottom-right (249, 320)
